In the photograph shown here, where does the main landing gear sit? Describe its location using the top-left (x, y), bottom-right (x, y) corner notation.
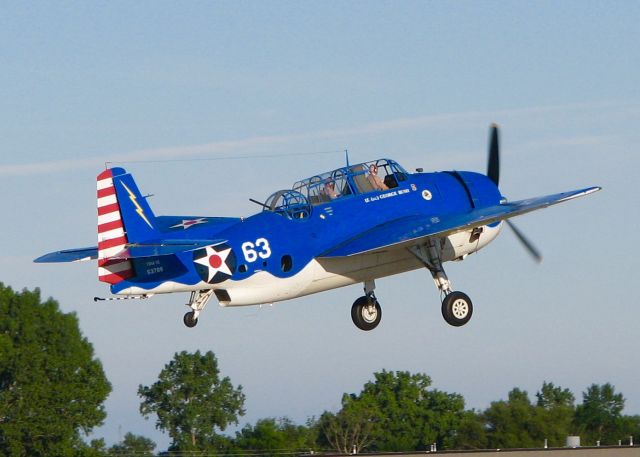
top-left (441, 291), bottom-right (473, 327)
top-left (349, 241), bottom-right (475, 331)
top-left (409, 241), bottom-right (473, 327)
top-left (183, 290), bottom-right (214, 328)
top-left (351, 280), bottom-right (382, 331)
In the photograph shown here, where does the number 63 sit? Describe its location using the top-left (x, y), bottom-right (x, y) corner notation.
top-left (241, 238), bottom-right (272, 262)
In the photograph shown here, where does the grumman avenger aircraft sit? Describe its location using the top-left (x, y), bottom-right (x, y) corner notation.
top-left (35, 125), bottom-right (600, 330)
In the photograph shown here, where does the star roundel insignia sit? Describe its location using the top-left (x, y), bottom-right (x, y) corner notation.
top-left (171, 218), bottom-right (208, 230)
top-left (192, 243), bottom-right (237, 284)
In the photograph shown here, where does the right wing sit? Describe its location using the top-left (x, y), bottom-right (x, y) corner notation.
top-left (320, 186), bottom-right (601, 258)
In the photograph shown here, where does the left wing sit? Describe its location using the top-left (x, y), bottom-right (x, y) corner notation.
top-left (320, 186), bottom-right (601, 258)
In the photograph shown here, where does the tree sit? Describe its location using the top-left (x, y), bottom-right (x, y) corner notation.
top-left (318, 392), bottom-right (381, 454)
top-left (448, 410), bottom-right (487, 450)
top-left (138, 350), bottom-right (245, 451)
top-left (319, 370), bottom-right (466, 452)
top-left (536, 381), bottom-right (575, 409)
top-left (233, 417), bottom-right (317, 456)
top-left (484, 388), bottom-right (542, 449)
top-left (0, 284), bottom-right (112, 457)
top-left (108, 432), bottom-right (156, 456)
top-left (535, 381), bottom-right (575, 446)
top-left (618, 415), bottom-right (640, 444)
top-left (574, 383), bottom-right (626, 445)
top-left (79, 438), bottom-right (108, 457)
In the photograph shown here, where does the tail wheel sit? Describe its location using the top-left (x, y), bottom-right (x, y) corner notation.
top-left (183, 311), bottom-right (198, 328)
top-left (351, 296), bottom-right (382, 331)
top-left (441, 291), bottom-right (473, 327)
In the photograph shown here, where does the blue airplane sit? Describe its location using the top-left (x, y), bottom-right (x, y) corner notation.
top-left (35, 125), bottom-right (600, 330)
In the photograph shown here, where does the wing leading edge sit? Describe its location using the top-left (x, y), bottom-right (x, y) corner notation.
top-left (320, 186), bottom-right (601, 258)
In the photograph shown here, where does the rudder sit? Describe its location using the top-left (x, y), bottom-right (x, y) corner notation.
top-left (96, 167), bottom-right (159, 285)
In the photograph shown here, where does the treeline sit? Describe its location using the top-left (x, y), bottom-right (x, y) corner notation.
top-left (1, 284), bottom-right (639, 456)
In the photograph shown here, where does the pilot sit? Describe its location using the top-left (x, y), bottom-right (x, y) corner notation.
top-left (323, 180), bottom-right (340, 199)
top-left (367, 164), bottom-right (389, 191)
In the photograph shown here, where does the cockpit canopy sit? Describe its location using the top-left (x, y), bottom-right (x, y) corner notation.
top-left (263, 190), bottom-right (311, 219)
top-left (262, 159), bottom-right (408, 218)
top-left (293, 159), bottom-right (408, 205)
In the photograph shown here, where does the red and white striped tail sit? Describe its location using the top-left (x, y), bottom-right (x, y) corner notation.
top-left (97, 169), bottom-right (134, 284)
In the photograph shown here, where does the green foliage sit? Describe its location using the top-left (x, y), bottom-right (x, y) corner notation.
top-left (448, 410), bottom-right (487, 449)
top-left (484, 384), bottom-right (579, 449)
top-left (535, 382), bottom-right (576, 446)
top-left (574, 383), bottom-right (626, 445)
top-left (536, 381), bottom-right (575, 409)
top-left (235, 377), bottom-right (639, 453)
top-left (318, 370), bottom-right (466, 452)
top-left (484, 388), bottom-right (540, 449)
top-left (108, 432), bottom-right (156, 456)
top-left (232, 417), bottom-right (317, 456)
top-left (0, 283), bottom-right (111, 457)
top-left (138, 350), bottom-right (245, 452)
top-left (618, 415), bottom-right (640, 444)
top-left (77, 438), bottom-right (108, 457)
top-left (317, 392), bottom-right (380, 454)
top-left (6, 280), bottom-right (637, 455)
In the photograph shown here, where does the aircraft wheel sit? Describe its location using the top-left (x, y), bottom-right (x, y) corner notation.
top-left (183, 311), bottom-right (198, 328)
top-left (351, 296), bottom-right (382, 331)
top-left (441, 291), bottom-right (473, 327)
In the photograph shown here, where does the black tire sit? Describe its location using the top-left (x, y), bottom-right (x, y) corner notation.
top-left (351, 296), bottom-right (382, 331)
top-left (183, 311), bottom-right (198, 328)
top-left (441, 291), bottom-right (473, 327)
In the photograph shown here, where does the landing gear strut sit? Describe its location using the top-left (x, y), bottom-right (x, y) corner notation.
top-left (409, 240), bottom-right (474, 327)
top-left (351, 280), bottom-right (382, 331)
top-left (183, 290), bottom-right (214, 328)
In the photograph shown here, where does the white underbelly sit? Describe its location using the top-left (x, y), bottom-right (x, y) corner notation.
top-left (118, 223), bottom-right (503, 306)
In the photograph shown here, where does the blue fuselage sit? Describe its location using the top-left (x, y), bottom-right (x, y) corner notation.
top-left (113, 166), bottom-right (503, 306)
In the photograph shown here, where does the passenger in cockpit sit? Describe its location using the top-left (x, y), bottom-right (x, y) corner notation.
top-left (323, 181), bottom-right (340, 199)
top-left (367, 164), bottom-right (389, 191)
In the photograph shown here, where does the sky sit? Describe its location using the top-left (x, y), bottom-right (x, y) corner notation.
top-left (1, 0), bottom-right (639, 450)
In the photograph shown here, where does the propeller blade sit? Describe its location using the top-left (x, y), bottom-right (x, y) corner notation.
top-left (487, 124), bottom-right (540, 262)
top-left (506, 220), bottom-right (542, 263)
top-left (487, 123), bottom-right (500, 186)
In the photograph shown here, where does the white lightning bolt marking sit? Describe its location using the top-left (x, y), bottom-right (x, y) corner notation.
top-left (121, 182), bottom-right (154, 229)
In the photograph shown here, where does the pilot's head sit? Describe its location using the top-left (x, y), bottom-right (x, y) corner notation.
top-left (369, 164), bottom-right (378, 174)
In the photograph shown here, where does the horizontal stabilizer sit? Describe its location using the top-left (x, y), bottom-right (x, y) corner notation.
top-left (320, 186), bottom-right (601, 258)
top-left (34, 240), bottom-right (226, 263)
top-left (34, 247), bottom-right (98, 263)
top-left (108, 239), bottom-right (226, 259)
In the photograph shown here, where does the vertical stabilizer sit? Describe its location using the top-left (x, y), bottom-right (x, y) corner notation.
top-left (97, 168), bottom-right (134, 284)
top-left (110, 169), bottom-right (158, 242)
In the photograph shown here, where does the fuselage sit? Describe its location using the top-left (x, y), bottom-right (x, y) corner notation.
top-left (113, 160), bottom-right (504, 306)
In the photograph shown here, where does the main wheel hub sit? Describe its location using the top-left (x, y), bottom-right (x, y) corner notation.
top-left (451, 299), bottom-right (469, 319)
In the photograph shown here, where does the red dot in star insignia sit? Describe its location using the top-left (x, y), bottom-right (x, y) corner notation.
top-left (209, 255), bottom-right (222, 268)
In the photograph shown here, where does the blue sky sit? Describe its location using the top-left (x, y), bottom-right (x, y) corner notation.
top-left (2, 1), bottom-right (639, 449)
